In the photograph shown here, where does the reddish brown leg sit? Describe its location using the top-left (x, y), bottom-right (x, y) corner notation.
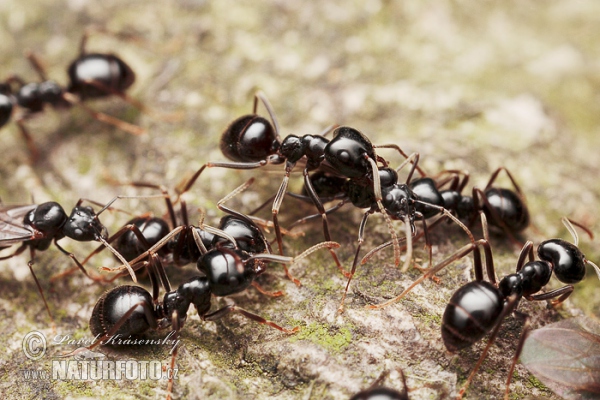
top-left (203, 304), bottom-right (299, 334)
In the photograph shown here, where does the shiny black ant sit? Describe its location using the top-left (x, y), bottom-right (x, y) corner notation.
top-left (408, 167), bottom-right (529, 244)
top-left (175, 91), bottom-right (428, 279)
top-left (99, 179), bottom-right (303, 293)
top-left (358, 166), bottom-right (529, 265)
top-left (290, 164), bottom-right (476, 312)
top-left (367, 215), bottom-right (599, 399)
top-left (0, 29), bottom-right (144, 161)
top-left (0, 197), bottom-right (136, 328)
top-left (68, 237), bottom-right (337, 399)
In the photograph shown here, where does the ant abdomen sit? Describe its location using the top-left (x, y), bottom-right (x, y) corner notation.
top-left (90, 285), bottom-right (153, 337)
top-left (116, 217), bottom-right (171, 261)
top-left (24, 202), bottom-right (68, 236)
top-left (538, 239), bottom-right (586, 284)
top-left (441, 280), bottom-right (504, 352)
top-left (67, 53), bottom-right (135, 99)
top-left (212, 215), bottom-right (269, 254)
top-left (220, 115), bottom-right (279, 162)
top-left (483, 188), bottom-right (529, 232)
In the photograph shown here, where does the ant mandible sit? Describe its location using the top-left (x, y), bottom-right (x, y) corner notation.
top-left (176, 91), bottom-right (427, 280)
top-left (368, 215), bottom-right (599, 399)
top-left (0, 28), bottom-right (144, 162)
top-left (0, 196), bottom-right (136, 329)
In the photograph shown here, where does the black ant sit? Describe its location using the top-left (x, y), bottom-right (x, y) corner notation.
top-left (342, 167), bottom-right (528, 310)
top-left (175, 91), bottom-right (430, 279)
top-left (367, 215), bottom-right (599, 399)
top-left (0, 28), bottom-right (144, 162)
top-left (293, 164), bottom-right (477, 312)
top-left (68, 237), bottom-right (337, 400)
top-left (408, 167), bottom-right (529, 244)
top-left (0, 197), bottom-right (136, 329)
top-left (97, 179), bottom-right (302, 293)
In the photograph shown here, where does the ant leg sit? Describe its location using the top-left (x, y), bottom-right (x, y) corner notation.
top-left (286, 199), bottom-right (348, 231)
top-left (394, 152), bottom-right (421, 183)
top-left (456, 294), bottom-right (523, 400)
top-left (302, 167), bottom-right (348, 276)
top-left (26, 248), bottom-right (56, 332)
top-left (51, 221), bottom-right (156, 283)
top-left (365, 156), bottom-right (402, 268)
top-left (15, 120), bottom-right (40, 163)
top-left (433, 169), bottom-right (471, 192)
top-left (148, 252), bottom-right (171, 294)
top-left (366, 238), bottom-right (493, 310)
top-left (61, 92), bottom-right (145, 135)
top-left (166, 310), bottom-right (181, 400)
top-left (251, 281), bottom-right (284, 297)
top-left (527, 285), bottom-right (574, 305)
top-left (484, 167), bottom-right (524, 195)
top-left (104, 226), bottom-right (187, 273)
top-left (245, 241), bottom-right (341, 286)
top-left (515, 241), bottom-right (535, 273)
top-left (0, 243), bottom-right (28, 260)
top-left (374, 144), bottom-right (427, 177)
top-left (53, 239), bottom-right (94, 279)
top-left (24, 51), bottom-right (49, 81)
top-left (271, 163), bottom-right (295, 256)
top-left (254, 91), bottom-right (281, 141)
top-left (174, 159), bottom-right (271, 203)
top-left (203, 303), bottom-right (299, 333)
top-left (115, 181), bottom-right (179, 228)
top-left (503, 310), bottom-right (530, 400)
top-left (338, 210), bottom-right (371, 312)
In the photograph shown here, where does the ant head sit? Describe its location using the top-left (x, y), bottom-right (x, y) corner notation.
top-left (220, 114), bottom-right (280, 162)
top-left (382, 184), bottom-right (416, 223)
top-left (324, 126), bottom-right (376, 178)
top-left (63, 206), bottom-right (108, 242)
top-left (196, 247), bottom-right (256, 297)
top-left (538, 239), bottom-right (586, 284)
top-left (26, 202), bottom-right (68, 237)
top-left (377, 167), bottom-right (398, 188)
